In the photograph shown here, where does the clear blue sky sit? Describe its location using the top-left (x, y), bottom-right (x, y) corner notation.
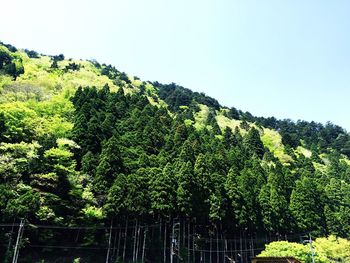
top-left (2, 0), bottom-right (350, 130)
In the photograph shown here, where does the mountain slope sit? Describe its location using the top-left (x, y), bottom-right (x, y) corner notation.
top-left (0, 42), bottom-right (349, 262)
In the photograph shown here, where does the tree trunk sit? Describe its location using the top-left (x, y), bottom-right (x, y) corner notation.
top-left (142, 227), bottom-right (147, 262)
top-left (105, 219), bottom-right (113, 263)
top-left (209, 235), bottom-right (212, 263)
top-left (160, 217), bottom-right (163, 256)
top-left (112, 223), bottom-right (118, 261)
top-left (116, 226), bottom-right (122, 261)
top-left (187, 220), bottom-right (190, 263)
top-left (250, 234), bottom-right (254, 260)
top-left (216, 225), bottom-right (219, 263)
top-left (192, 223), bottom-right (195, 263)
top-left (133, 219), bottom-right (138, 262)
top-left (183, 218), bottom-right (186, 250)
top-left (6, 220), bottom-right (15, 259)
top-left (170, 219), bottom-right (174, 263)
top-left (244, 231), bottom-right (247, 263)
top-left (136, 222), bottom-right (141, 262)
top-left (234, 234), bottom-right (237, 263)
top-left (164, 222), bottom-right (167, 263)
top-left (123, 218), bottom-right (128, 262)
top-left (240, 231), bottom-right (243, 263)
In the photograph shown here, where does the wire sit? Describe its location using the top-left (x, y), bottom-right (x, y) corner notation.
top-left (187, 247), bottom-right (265, 253)
top-left (0, 222), bottom-right (308, 243)
top-left (27, 244), bottom-right (108, 250)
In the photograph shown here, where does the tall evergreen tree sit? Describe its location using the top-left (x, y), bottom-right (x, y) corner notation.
top-left (94, 135), bottom-right (124, 196)
top-left (289, 175), bottom-right (325, 235)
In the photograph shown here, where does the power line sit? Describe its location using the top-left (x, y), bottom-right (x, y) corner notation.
top-left (187, 247), bottom-right (266, 253)
top-left (0, 223), bottom-right (160, 230)
top-left (27, 245), bottom-right (108, 250)
top-left (0, 222), bottom-right (308, 241)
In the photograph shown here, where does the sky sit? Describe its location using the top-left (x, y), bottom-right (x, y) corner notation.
top-left (1, 0), bottom-right (350, 130)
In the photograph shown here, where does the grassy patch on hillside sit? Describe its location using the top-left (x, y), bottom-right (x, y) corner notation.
top-left (194, 104), bottom-right (210, 130)
top-left (1, 48), bottom-right (137, 105)
top-left (261, 128), bottom-right (293, 163)
top-left (295, 146), bottom-right (312, 158)
top-left (216, 114), bottom-right (242, 132)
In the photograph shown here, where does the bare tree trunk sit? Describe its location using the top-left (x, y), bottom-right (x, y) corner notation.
top-left (123, 218), bottom-right (128, 262)
top-left (234, 234), bottom-right (237, 263)
top-left (160, 217), bottom-right (162, 256)
top-left (240, 231), bottom-right (243, 263)
top-left (176, 219), bottom-right (181, 262)
top-left (244, 231), bottom-right (247, 263)
top-left (209, 235), bottom-right (212, 263)
top-left (170, 219), bottom-right (174, 263)
top-left (221, 228), bottom-right (225, 263)
top-left (230, 238), bottom-right (233, 262)
top-left (192, 223), bottom-right (195, 263)
top-left (116, 226), bottom-right (122, 260)
top-left (164, 222), bottom-right (167, 263)
top-left (133, 219), bottom-right (138, 262)
top-left (6, 220), bottom-right (15, 259)
top-left (187, 220), bottom-right (190, 263)
top-left (112, 223), bottom-right (118, 261)
top-left (183, 218), bottom-right (186, 251)
top-left (105, 219), bottom-right (113, 263)
top-left (75, 229), bottom-right (80, 243)
top-left (216, 225), bottom-right (219, 263)
top-left (136, 222), bottom-right (141, 262)
top-left (142, 227), bottom-right (148, 262)
top-left (250, 234), bottom-right (254, 260)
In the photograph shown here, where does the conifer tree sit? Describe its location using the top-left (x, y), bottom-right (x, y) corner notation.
top-left (289, 175), bottom-right (325, 235)
top-left (244, 127), bottom-right (265, 158)
top-left (324, 178), bottom-right (350, 237)
top-left (149, 164), bottom-right (175, 218)
top-left (94, 135), bottom-right (124, 196)
top-left (176, 161), bottom-right (194, 217)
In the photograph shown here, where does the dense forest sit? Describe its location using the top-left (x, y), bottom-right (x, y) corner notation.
top-left (0, 42), bottom-right (350, 263)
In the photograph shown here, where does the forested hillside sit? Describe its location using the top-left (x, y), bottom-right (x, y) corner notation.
top-left (1, 42), bottom-right (350, 263)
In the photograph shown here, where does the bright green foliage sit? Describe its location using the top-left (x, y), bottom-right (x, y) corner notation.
top-left (0, 46), bottom-right (24, 79)
top-left (313, 236), bottom-right (350, 263)
top-left (259, 236), bottom-right (350, 263)
top-left (258, 241), bottom-right (314, 263)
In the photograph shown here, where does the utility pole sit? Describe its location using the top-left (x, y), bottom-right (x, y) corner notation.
top-left (308, 234), bottom-right (315, 263)
top-left (12, 219), bottom-right (24, 263)
top-left (302, 233), bottom-right (315, 263)
top-left (170, 219), bottom-right (180, 263)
